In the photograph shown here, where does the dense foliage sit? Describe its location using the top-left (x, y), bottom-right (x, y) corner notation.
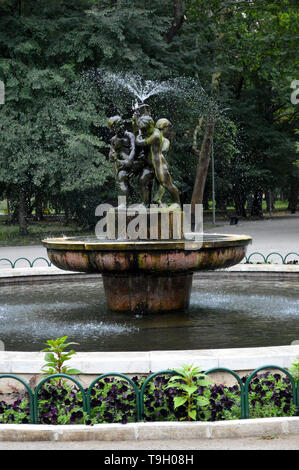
top-left (0, 0), bottom-right (298, 233)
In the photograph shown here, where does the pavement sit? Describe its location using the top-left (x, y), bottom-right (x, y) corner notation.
top-left (0, 418), bottom-right (298, 450)
top-left (0, 434), bottom-right (299, 450)
top-left (0, 244), bottom-right (48, 269)
top-left (205, 214), bottom-right (299, 257)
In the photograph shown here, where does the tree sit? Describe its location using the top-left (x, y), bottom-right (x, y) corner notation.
top-left (0, 0), bottom-right (298, 234)
top-left (184, 0), bottom-right (298, 214)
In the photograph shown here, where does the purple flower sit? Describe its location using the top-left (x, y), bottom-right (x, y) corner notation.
top-left (70, 410), bottom-right (83, 423)
top-left (121, 414), bottom-right (128, 424)
top-left (103, 411), bottom-right (113, 421)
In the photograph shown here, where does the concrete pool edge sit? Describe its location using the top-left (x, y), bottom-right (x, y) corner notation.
top-left (0, 417), bottom-right (299, 442)
top-left (1, 345), bottom-right (299, 390)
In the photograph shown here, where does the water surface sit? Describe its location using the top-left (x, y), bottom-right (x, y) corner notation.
top-left (0, 277), bottom-right (298, 351)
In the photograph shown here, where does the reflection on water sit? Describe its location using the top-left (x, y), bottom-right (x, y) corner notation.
top-left (0, 277), bottom-right (298, 351)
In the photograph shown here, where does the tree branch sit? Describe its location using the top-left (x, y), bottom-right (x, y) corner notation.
top-left (191, 116), bottom-right (216, 210)
top-left (192, 116), bottom-right (204, 156)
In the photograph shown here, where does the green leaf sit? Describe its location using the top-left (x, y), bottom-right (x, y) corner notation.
top-left (165, 382), bottom-right (183, 389)
top-left (197, 396), bottom-right (210, 407)
top-left (182, 385), bottom-right (198, 396)
top-left (173, 396), bottom-right (188, 409)
top-left (66, 368), bottom-right (81, 375)
top-left (44, 352), bottom-right (56, 362)
top-left (197, 378), bottom-right (213, 386)
top-left (188, 409), bottom-right (197, 421)
top-left (167, 375), bottom-right (182, 382)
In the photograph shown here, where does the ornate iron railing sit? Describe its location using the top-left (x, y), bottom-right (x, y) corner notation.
top-left (0, 365), bottom-right (298, 424)
top-left (0, 257), bottom-right (51, 268)
top-left (244, 252), bottom-right (299, 264)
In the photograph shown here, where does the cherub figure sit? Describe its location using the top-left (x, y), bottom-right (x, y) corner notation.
top-left (135, 115), bottom-right (181, 206)
top-left (131, 103), bottom-right (154, 206)
top-left (108, 116), bottom-right (136, 204)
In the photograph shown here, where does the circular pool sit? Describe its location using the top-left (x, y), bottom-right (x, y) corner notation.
top-left (0, 275), bottom-right (298, 351)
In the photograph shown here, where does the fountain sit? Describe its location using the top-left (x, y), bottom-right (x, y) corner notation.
top-left (43, 76), bottom-right (252, 313)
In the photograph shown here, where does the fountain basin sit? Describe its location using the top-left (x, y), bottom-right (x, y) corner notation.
top-left (43, 234), bottom-right (252, 312)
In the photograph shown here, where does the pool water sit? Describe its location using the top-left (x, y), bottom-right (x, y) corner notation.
top-left (0, 276), bottom-right (298, 351)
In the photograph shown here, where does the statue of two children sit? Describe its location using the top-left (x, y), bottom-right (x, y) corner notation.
top-left (108, 104), bottom-right (180, 207)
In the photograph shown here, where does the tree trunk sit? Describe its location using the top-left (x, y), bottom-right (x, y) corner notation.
top-left (164, 0), bottom-right (185, 43)
top-left (203, 190), bottom-right (210, 211)
top-left (265, 190), bottom-right (275, 212)
top-left (6, 199), bottom-right (11, 218)
top-left (64, 204), bottom-right (70, 224)
top-left (250, 191), bottom-right (263, 218)
top-left (191, 117), bottom-right (216, 212)
top-left (233, 190), bottom-right (247, 218)
top-left (216, 196), bottom-right (226, 210)
top-left (35, 194), bottom-right (44, 221)
top-left (288, 176), bottom-right (299, 213)
top-left (18, 190), bottom-right (28, 235)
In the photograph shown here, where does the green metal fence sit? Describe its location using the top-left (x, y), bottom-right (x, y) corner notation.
top-left (245, 252), bottom-right (299, 264)
top-left (1, 365), bottom-right (298, 424)
top-left (0, 257), bottom-right (51, 268)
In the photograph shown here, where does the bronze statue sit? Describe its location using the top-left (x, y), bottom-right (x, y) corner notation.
top-left (108, 105), bottom-right (181, 207)
top-left (152, 118), bottom-right (172, 205)
top-left (135, 115), bottom-right (181, 206)
top-left (108, 115), bottom-right (135, 204)
top-left (131, 104), bottom-right (154, 206)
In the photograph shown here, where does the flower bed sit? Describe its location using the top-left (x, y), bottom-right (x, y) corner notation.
top-left (0, 371), bottom-right (296, 425)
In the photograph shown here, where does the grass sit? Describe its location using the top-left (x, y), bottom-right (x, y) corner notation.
top-left (0, 217), bottom-right (93, 246)
top-left (0, 219), bottom-right (221, 246)
top-left (206, 200), bottom-right (289, 211)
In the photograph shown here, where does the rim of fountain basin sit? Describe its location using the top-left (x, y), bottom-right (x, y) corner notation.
top-left (42, 233), bottom-right (252, 251)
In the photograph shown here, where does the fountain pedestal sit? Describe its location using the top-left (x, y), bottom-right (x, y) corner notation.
top-left (103, 271), bottom-right (193, 312)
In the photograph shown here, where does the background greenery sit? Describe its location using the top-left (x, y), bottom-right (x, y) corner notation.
top-left (0, 0), bottom-right (298, 236)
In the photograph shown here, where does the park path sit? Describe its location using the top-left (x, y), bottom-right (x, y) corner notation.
top-left (205, 214), bottom-right (299, 258)
top-left (0, 434), bottom-right (298, 450)
top-left (0, 215), bottom-right (298, 269)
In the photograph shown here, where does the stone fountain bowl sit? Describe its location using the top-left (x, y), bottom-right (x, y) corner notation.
top-left (42, 234), bottom-right (252, 313)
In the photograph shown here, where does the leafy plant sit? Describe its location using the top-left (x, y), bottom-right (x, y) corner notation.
top-left (289, 357), bottom-right (299, 383)
top-left (41, 336), bottom-right (81, 377)
top-left (0, 396), bottom-right (30, 424)
top-left (37, 381), bottom-right (89, 425)
top-left (88, 377), bottom-right (138, 424)
top-left (165, 364), bottom-right (212, 421)
top-left (245, 372), bottom-right (295, 419)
